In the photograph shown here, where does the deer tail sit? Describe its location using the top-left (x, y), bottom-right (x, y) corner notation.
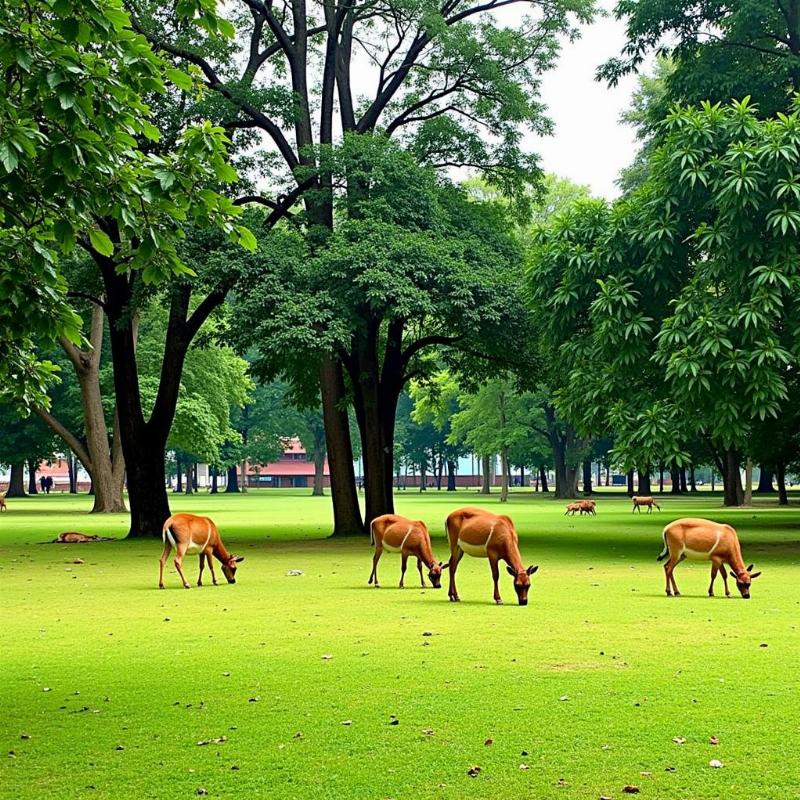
top-left (162, 517), bottom-right (176, 547)
top-left (369, 518), bottom-right (375, 547)
top-left (657, 528), bottom-right (669, 561)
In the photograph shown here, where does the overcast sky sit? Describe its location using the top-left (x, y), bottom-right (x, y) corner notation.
top-left (531, 5), bottom-right (644, 199)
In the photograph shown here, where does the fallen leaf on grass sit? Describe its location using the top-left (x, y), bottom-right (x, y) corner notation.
top-left (519, 764), bottom-right (530, 770)
top-left (197, 736), bottom-right (227, 746)
top-left (709, 759), bottom-right (724, 768)
top-left (709, 736), bottom-right (719, 745)
top-left (248, 697), bottom-right (260, 703)
top-left (196, 789), bottom-right (208, 796)
top-left (293, 731), bottom-right (304, 739)
top-left (559, 695), bottom-right (570, 702)
top-left (114, 745), bottom-right (124, 751)
top-left (341, 720), bottom-right (352, 726)
top-left (20, 734), bottom-right (30, 740)
top-left (484, 738), bottom-right (493, 746)
top-left (665, 767), bottom-right (676, 772)
top-left (422, 631), bottom-right (433, 637)
top-left (421, 728), bottom-right (434, 737)
top-left (672, 737), bottom-right (686, 745)
top-left (286, 570), bottom-right (303, 576)
top-left (321, 654), bottom-right (333, 660)
top-left (623, 786), bottom-right (640, 794)
top-left (466, 766), bottom-right (481, 777)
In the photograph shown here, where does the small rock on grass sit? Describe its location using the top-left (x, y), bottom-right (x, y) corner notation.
top-left (623, 786), bottom-right (640, 794)
top-left (484, 738), bottom-right (493, 746)
top-left (709, 736), bottom-right (719, 745)
top-left (321, 654), bottom-right (333, 660)
top-left (672, 736), bottom-right (686, 745)
top-left (196, 789), bottom-right (208, 796)
top-left (519, 764), bottom-right (530, 770)
top-left (341, 720), bottom-right (352, 726)
top-left (466, 766), bottom-right (481, 777)
top-left (709, 759), bottom-right (724, 768)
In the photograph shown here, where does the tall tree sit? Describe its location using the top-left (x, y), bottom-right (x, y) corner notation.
top-left (135, 0), bottom-right (595, 534)
top-left (0, 405), bottom-right (59, 497)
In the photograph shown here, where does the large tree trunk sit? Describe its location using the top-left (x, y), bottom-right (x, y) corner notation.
top-left (125, 441), bottom-right (171, 537)
top-left (184, 461), bottom-right (194, 494)
top-left (34, 304), bottom-right (126, 512)
top-left (210, 465), bottom-right (218, 494)
top-left (722, 448), bottom-right (744, 507)
top-left (479, 455), bottom-right (491, 494)
top-left (658, 464), bottom-right (664, 493)
top-left (225, 465), bottom-right (239, 492)
top-left (582, 459), bottom-right (592, 495)
top-left (626, 469), bottom-right (634, 496)
top-left (499, 447), bottom-right (509, 503)
top-left (67, 455), bottom-right (77, 493)
top-left (776, 462), bottom-right (788, 505)
top-left (637, 468), bottom-right (651, 495)
top-left (28, 460), bottom-right (38, 494)
top-left (312, 446), bottom-right (325, 496)
top-left (319, 358), bottom-right (363, 535)
top-left (175, 454), bottom-right (183, 492)
top-left (689, 464), bottom-right (697, 492)
top-left (239, 459), bottom-right (248, 492)
top-left (756, 466), bottom-right (774, 493)
top-left (679, 466), bottom-right (688, 493)
top-left (744, 459), bottom-right (753, 506)
top-left (7, 463), bottom-right (26, 497)
top-left (670, 462), bottom-right (681, 494)
top-left (539, 465), bottom-right (548, 493)
top-left (446, 460), bottom-right (456, 491)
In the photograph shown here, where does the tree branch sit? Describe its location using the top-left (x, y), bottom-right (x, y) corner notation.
top-left (33, 406), bottom-right (93, 472)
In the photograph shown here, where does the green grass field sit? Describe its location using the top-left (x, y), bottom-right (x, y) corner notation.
top-left (2, 490), bottom-right (799, 799)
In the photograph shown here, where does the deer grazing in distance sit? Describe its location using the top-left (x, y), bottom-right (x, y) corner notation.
top-left (658, 517), bottom-right (762, 599)
top-left (565, 500), bottom-right (596, 516)
top-left (445, 507), bottom-right (538, 605)
top-left (632, 495), bottom-right (660, 513)
top-left (369, 514), bottom-right (447, 588)
top-left (159, 513), bottom-right (244, 589)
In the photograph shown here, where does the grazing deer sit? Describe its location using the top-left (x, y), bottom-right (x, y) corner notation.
top-left (564, 502), bottom-right (582, 516)
top-left (632, 495), bottom-right (660, 513)
top-left (0, 491), bottom-right (6, 511)
top-left (657, 517), bottom-right (762, 599)
top-left (445, 507), bottom-right (538, 605)
top-left (159, 514), bottom-right (244, 589)
top-left (579, 499), bottom-right (596, 516)
top-left (369, 514), bottom-right (447, 588)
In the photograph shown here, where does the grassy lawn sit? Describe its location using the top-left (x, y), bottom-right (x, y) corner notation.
top-left (2, 489), bottom-right (799, 799)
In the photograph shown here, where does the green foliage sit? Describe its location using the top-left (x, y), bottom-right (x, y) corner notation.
top-left (528, 96), bottom-right (800, 466)
top-left (0, 0), bottom-right (247, 406)
top-left (0, 403), bottom-right (59, 467)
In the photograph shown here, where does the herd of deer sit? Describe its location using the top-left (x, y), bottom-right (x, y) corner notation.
top-left (158, 503), bottom-right (762, 603)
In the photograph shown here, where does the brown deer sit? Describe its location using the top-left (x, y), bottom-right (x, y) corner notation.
top-left (579, 499), bottom-right (596, 515)
top-left (632, 495), bottom-right (660, 513)
top-left (445, 507), bottom-right (538, 605)
top-left (369, 514), bottom-right (447, 588)
top-left (564, 502), bottom-right (582, 516)
top-left (658, 517), bottom-right (762, 599)
top-left (0, 491), bottom-right (6, 511)
top-left (159, 513), bottom-right (244, 589)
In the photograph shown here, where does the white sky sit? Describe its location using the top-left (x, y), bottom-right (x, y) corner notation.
top-left (531, 5), bottom-right (644, 199)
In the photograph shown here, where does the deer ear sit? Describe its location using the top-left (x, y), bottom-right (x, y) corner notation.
top-left (527, 565), bottom-right (539, 576)
top-left (750, 571), bottom-right (762, 579)
top-left (234, 556), bottom-right (244, 563)
top-left (746, 563), bottom-right (754, 572)
top-left (440, 562), bottom-right (449, 570)
top-left (506, 565), bottom-right (516, 577)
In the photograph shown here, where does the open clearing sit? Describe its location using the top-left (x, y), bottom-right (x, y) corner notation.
top-left (2, 490), bottom-right (798, 799)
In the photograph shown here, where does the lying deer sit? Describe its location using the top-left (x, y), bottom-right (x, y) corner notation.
top-left (52, 532), bottom-right (113, 543)
top-left (445, 507), bottom-right (538, 605)
top-left (632, 495), bottom-right (660, 513)
top-left (369, 514), bottom-right (447, 588)
top-left (658, 517), bottom-right (761, 599)
top-left (159, 513), bottom-right (244, 589)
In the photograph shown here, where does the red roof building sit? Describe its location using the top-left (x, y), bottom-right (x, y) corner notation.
top-left (245, 438), bottom-right (330, 488)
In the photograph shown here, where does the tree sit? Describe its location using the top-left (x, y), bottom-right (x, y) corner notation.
top-left (34, 293), bottom-right (126, 512)
top-left (601, 0), bottom-right (800, 117)
top-left (137, 0), bottom-right (595, 534)
top-left (235, 141), bottom-right (531, 525)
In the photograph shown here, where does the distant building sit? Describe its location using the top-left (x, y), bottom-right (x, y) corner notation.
top-left (244, 439), bottom-right (330, 488)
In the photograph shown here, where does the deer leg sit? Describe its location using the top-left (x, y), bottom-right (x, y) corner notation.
top-left (489, 556), bottom-right (502, 604)
top-left (708, 562), bottom-right (718, 596)
top-left (399, 553), bottom-right (408, 588)
top-left (173, 543), bottom-right (191, 589)
top-left (417, 558), bottom-right (426, 588)
top-left (720, 564), bottom-right (731, 597)
top-left (667, 556), bottom-right (682, 596)
top-left (197, 553), bottom-right (206, 587)
top-left (369, 548), bottom-right (382, 587)
top-left (448, 548), bottom-right (464, 602)
top-left (158, 541), bottom-right (172, 589)
top-left (206, 550), bottom-right (219, 586)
